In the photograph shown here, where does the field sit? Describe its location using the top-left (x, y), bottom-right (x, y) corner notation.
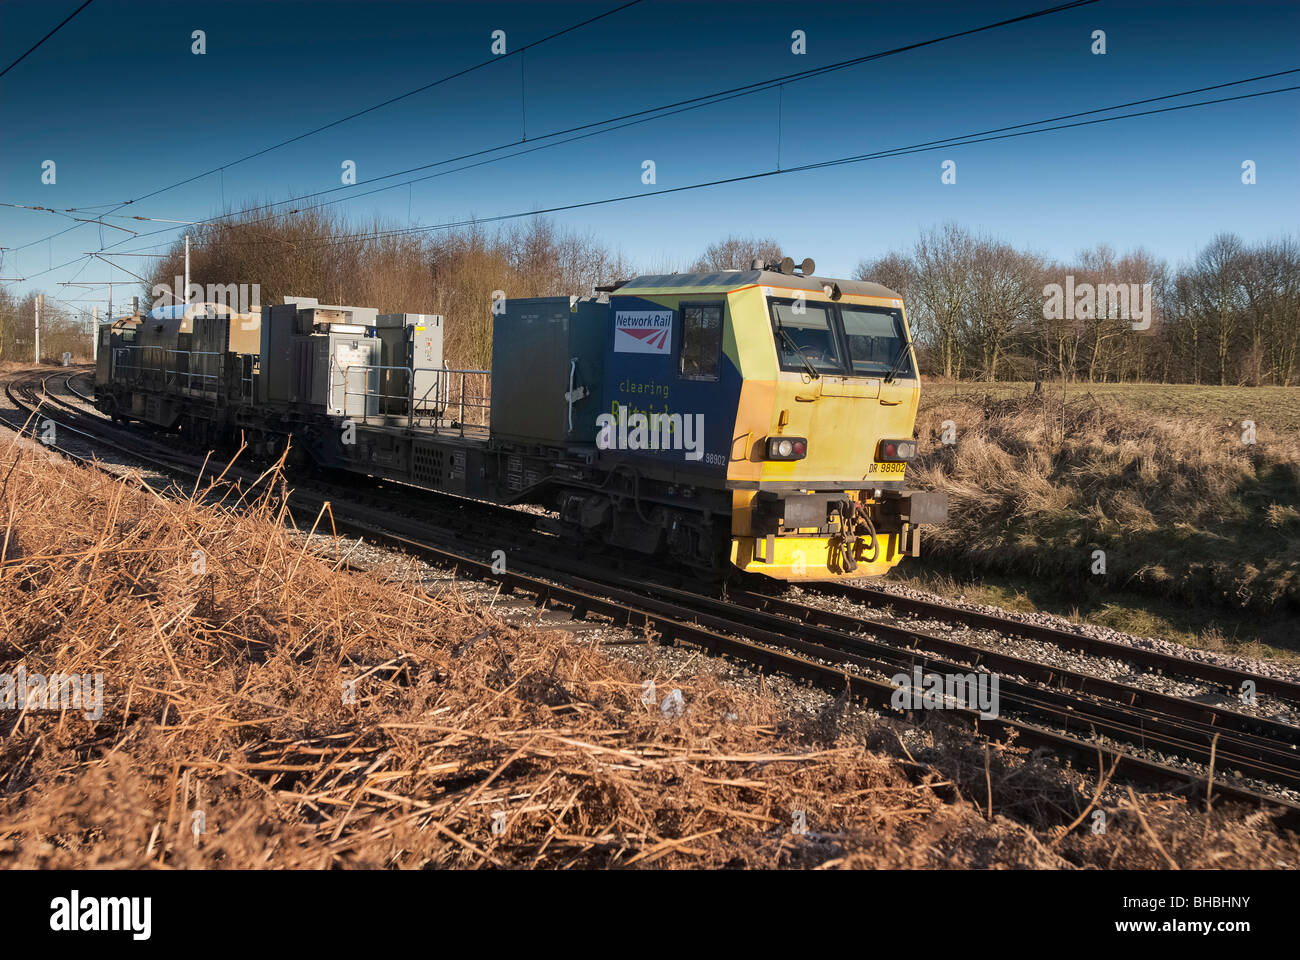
top-left (920, 380), bottom-right (1300, 433)
top-left (905, 380), bottom-right (1300, 655)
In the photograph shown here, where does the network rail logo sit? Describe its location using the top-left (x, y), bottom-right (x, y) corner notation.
top-left (1, 666), bottom-right (103, 721)
top-left (596, 404), bottom-right (705, 461)
top-left (613, 310), bottom-right (673, 354)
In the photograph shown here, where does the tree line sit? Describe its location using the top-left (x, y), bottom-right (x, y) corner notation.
top-left (855, 224), bottom-right (1300, 386)
top-left (3, 212), bottom-right (1296, 384)
top-left (0, 287), bottom-right (93, 363)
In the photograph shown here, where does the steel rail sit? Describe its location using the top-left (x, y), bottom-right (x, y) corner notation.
top-left (722, 587), bottom-right (1300, 747)
top-left (804, 578), bottom-right (1300, 701)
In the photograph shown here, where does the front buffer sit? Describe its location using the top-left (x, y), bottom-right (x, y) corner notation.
top-left (731, 489), bottom-right (949, 579)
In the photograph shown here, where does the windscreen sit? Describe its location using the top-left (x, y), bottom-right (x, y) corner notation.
top-left (839, 305), bottom-right (913, 378)
top-left (769, 301), bottom-right (847, 374)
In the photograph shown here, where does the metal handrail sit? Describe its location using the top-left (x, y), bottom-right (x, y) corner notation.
top-left (110, 345), bottom-right (225, 394)
top-left (339, 363), bottom-right (406, 422)
top-left (445, 368), bottom-right (491, 434)
top-left (340, 363), bottom-right (490, 434)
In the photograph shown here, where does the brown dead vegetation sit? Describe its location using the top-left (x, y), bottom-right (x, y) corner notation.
top-left (912, 391), bottom-right (1300, 616)
top-left (0, 438), bottom-right (1296, 869)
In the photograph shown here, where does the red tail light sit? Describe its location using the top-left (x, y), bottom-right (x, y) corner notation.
top-left (876, 439), bottom-right (917, 462)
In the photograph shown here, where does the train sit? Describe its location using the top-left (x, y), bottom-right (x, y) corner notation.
top-left (94, 258), bottom-right (947, 579)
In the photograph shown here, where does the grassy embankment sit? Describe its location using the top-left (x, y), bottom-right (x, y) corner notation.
top-left (900, 380), bottom-right (1300, 658)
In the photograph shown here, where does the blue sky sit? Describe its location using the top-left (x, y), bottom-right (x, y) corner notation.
top-left (1, 0), bottom-right (1297, 313)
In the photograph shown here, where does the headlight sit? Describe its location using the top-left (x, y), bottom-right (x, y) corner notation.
top-left (877, 439), bottom-right (916, 462)
top-left (766, 436), bottom-right (807, 460)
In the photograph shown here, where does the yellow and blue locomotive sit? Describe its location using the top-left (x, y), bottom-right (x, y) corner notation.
top-left (575, 260), bottom-right (947, 578)
top-left (96, 260), bottom-right (946, 580)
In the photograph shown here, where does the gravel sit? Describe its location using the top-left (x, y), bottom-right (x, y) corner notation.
top-left (785, 589), bottom-right (1300, 727)
top-left (856, 577), bottom-right (1300, 683)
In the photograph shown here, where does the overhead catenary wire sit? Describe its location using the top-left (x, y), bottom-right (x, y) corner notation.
top-left (9, 0), bottom-right (646, 225)
top-left (15, 5), bottom-right (1296, 306)
top-left (0, 0), bottom-right (97, 80)
top-left (68, 0), bottom-right (1113, 244)
top-left (129, 63), bottom-right (1300, 250)
top-left (127, 0), bottom-right (647, 207)
top-left (1, 0), bottom-right (649, 265)
top-left (15, 72), bottom-right (1298, 286)
top-left (4, 0), bottom-right (1089, 256)
top-left (18, 0), bottom-right (1125, 275)
top-left (0, 0), bottom-right (100, 273)
top-left (103, 78), bottom-right (1300, 259)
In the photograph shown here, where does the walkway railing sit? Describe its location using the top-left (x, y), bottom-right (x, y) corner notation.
top-left (110, 345), bottom-right (224, 396)
top-left (340, 363), bottom-right (491, 434)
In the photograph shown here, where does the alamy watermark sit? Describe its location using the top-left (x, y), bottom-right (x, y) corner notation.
top-left (1043, 275), bottom-right (1152, 331)
top-left (1, 666), bottom-right (103, 721)
top-left (596, 403), bottom-right (705, 461)
top-left (50, 890), bottom-right (150, 940)
top-left (150, 276), bottom-right (260, 315)
top-left (890, 666), bottom-right (999, 719)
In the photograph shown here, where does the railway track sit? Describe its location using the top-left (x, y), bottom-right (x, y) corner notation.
top-left (801, 578), bottom-right (1300, 701)
top-left (8, 364), bottom-right (1300, 829)
top-left (6, 366), bottom-right (224, 472)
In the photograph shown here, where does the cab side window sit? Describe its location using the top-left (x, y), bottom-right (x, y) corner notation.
top-left (679, 302), bottom-right (723, 380)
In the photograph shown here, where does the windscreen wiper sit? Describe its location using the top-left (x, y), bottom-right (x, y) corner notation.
top-left (882, 344), bottom-right (913, 384)
top-left (775, 322), bottom-right (820, 380)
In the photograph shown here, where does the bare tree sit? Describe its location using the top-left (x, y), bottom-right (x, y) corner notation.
top-left (853, 251), bottom-right (914, 298)
top-left (128, 210), bottom-right (1295, 387)
top-left (1032, 259), bottom-right (1085, 382)
top-left (1187, 233), bottom-right (1246, 386)
top-left (0, 286), bottom-right (19, 361)
top-left (1073, 245), bottom-right (1121, 381)
top-left (1238, 236), bottom-right (1300, 385)
top-left (1065, 245), bottom-right (1166, 382)
top-left (147, 210), bottom-right (631, 370)
top-left (966, 241), bottom-right (1043, 381)
top-left (1114, 250), bottom-right (1167, 382)
top-left (689, 235), bottom-right (783, 273)
top-left (911, 223), bottom-right (975, 379)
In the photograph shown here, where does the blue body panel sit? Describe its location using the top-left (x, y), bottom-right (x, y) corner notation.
top-left (600, 294), bottom-right (741, 482)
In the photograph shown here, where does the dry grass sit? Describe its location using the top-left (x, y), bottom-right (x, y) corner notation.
top-left (912, 386), bottom-right (1300, 616)
top-left (0, 438), bottom-right (1296, 868)
top-left (923, 380), bottom-right (1300, 434)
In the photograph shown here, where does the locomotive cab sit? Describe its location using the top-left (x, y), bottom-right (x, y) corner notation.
top-left (730, 279), bottom-right (947, 577)
top-left (598, 263), bottom-right (947, 580)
